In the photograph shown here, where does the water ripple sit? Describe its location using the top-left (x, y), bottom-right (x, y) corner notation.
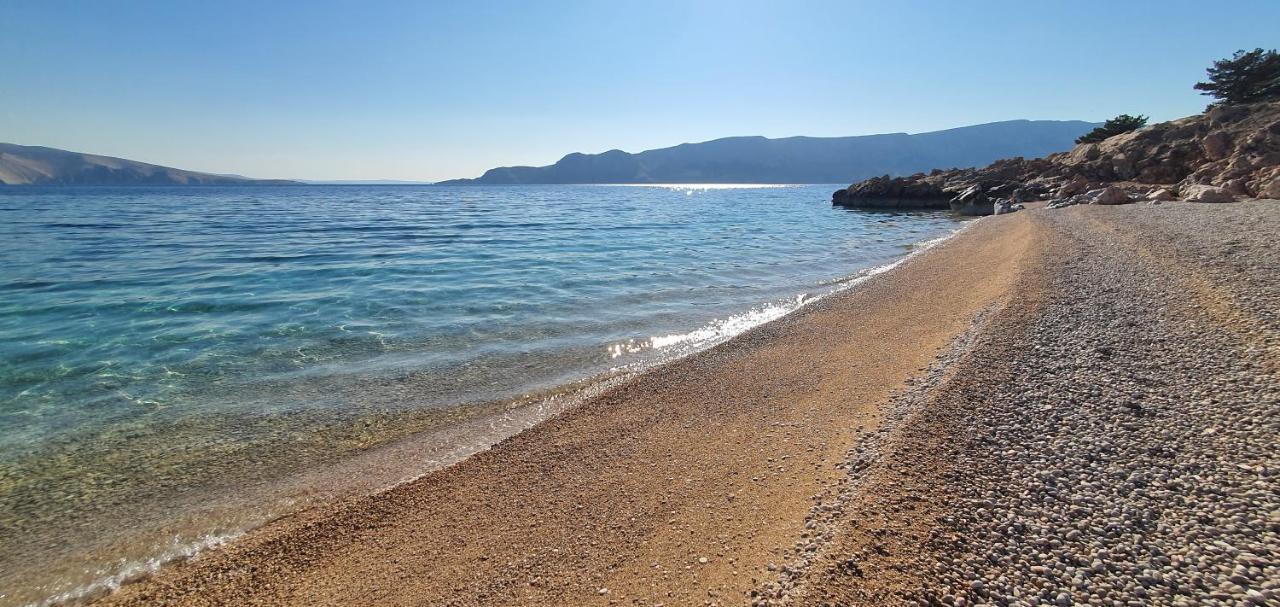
top-left (0, 184), bottom-right (962, 607)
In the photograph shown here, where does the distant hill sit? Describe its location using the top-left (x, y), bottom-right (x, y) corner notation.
top-left (0, 143), bottom-right (297, 185)
top-left (438, 120), bottom-right (1099, 185)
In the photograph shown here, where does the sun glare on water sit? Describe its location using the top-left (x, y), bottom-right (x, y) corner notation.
top-left (602, 183), bottom-right (796, 190)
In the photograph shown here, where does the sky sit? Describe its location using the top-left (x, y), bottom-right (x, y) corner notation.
top-left (2, 1), bottom-right (1277, 182)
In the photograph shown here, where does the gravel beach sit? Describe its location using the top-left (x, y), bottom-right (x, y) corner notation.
top-left (779, 200), bottom-right (1279, 606)
top-left (93, 201), bottom-right (1277, 607)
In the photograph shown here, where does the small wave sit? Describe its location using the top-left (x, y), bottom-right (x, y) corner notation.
top-left (607, 221), bottom-right (971, 361)
top-left (596, 183), bottom-right (797, 190)
top-left (608, 294), bottom-right (808, 359)
top-left (34, 531), bottom-right (242, 607)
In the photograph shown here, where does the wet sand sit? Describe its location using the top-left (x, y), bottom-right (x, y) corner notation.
top-left (94, 205), bottom-right (1034, 606)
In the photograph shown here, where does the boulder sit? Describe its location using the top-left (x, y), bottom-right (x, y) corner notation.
top-left (1056, 175), bottom-right (1088, 197)
top-left (1068, 143), bottom-right (1102, 163)
top-left (1257, 175), bottom-right (1280, 199)
top-left (949, 185), bottom-right (995, 216)
top-left (1089, 186), bottom-right (1130, 205)
top-left (1223, 177), bottom-right (1251, 196)
top-left (1180, 184), bottom-right (1236, 203)
top-left (1226, 154), bottom-right (1255, 175)
top-left (1201, 131), bottom-right (1232, 161)
top-left (994, 200), bottom-right (1023, 215)
top-left (1110, 153), bottom-right (1137, 180)
top-left (1046, 194), bottom-right (1087, 210)
top-left (1147, 189), bottom-right (1176, 201)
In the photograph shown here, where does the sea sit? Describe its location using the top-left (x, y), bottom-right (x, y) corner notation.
top-left (0, 184), bottom-right (964, 606)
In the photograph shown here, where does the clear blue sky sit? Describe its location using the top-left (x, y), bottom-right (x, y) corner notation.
top-left (2, 1), bottom-right (1276, 181)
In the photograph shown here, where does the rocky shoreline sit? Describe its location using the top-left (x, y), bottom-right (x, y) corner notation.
top-left (833, 101), bottom-right (1280, 215)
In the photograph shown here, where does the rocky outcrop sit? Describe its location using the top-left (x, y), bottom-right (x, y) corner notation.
top-left (831, 174), bottom-right (951, 209)
top-left (834, 101), bottom-right (1280, 214)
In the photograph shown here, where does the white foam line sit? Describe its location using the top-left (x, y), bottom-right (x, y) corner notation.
top-left (607, 220), bottom-right (974, 364)
top-left (32, 531), bottom-right (244, 607)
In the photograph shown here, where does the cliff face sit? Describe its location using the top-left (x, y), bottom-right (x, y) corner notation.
top-left (833, 101), bottom-right (1280, 214)
top-left (438, 120), bottom-right (1096, 185)
top-left (0, 143), bottom-right (296, 186)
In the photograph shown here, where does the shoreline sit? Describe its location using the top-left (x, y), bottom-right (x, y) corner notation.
top-left (24, 217), bottom-right (970, 607)
top-left (92, 206), bottom-right (1033, 606)
top-left (85, 201), bottom-right (1279, 606)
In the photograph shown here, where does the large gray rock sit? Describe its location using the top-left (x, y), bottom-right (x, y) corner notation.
top-left (1201, 131), bottom-right (1232, 161)
top-left (1180, 184), bottom-right (1236, 203)
top-left (1056, 175), bottom-right (1088, 197)
top-left (1259, 175), bottom-right (1280, 199)
top-left (1090, 186), bottom-right (1131, 205)
top-left (1147, 189), bottom-right (1176, 201)
top-left (1223, 177), bottom-right (1251, 196)
top-left (949, 185), bottom-right (996, 216)
top-left (1046, 196), bottom-right (1083, 210)
top-left (994, 200), bottom-right (1022, 215)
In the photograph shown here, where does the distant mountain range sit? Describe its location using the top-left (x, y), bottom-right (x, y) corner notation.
top-left (438, 120), bottom-right (1098, 185)
top-left (2, 118), bottom-right (1097, 187)
top-left (0, 143), bottom-right (297, 186)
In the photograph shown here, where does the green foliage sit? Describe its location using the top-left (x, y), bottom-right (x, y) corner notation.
top-left (1194, 48), bottom-right (1280, 106)
top-left (1075, 114), bottom-right (1149, 144)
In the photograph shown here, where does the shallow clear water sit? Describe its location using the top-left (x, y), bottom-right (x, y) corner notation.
top-left (0, 184), bottom-right (962, 605)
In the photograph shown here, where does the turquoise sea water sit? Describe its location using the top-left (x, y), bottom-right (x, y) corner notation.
top-left (0, 184), bottom-right (962, 605)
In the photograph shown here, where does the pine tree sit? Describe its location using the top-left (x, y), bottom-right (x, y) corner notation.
top-left (1194, 48), bottom-right (1280, 106)
top-left (1075, 114), bottom-right (1149, 144)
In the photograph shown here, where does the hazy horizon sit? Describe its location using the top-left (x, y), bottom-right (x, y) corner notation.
top-left (1, 117), bottom-right (1095, 184)
top-left (3, 0), bottom-right (1277, 181)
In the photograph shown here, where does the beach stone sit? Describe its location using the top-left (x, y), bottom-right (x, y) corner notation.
top-left (1258, 176), bottom-right (1280, 199)
top-left (1057, 175), bottom-right (1089, 197)
top-left (1180, 184), bottom-right (1236, 203)
top-left (950, 185), bottom-right (999, 216)
top-left (1223, 177), bottom-right (1252, 196)
top-left (849, 202), bottom-right (1280, 607)
top-left (1089, 186), bottom-right (1130, 205)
